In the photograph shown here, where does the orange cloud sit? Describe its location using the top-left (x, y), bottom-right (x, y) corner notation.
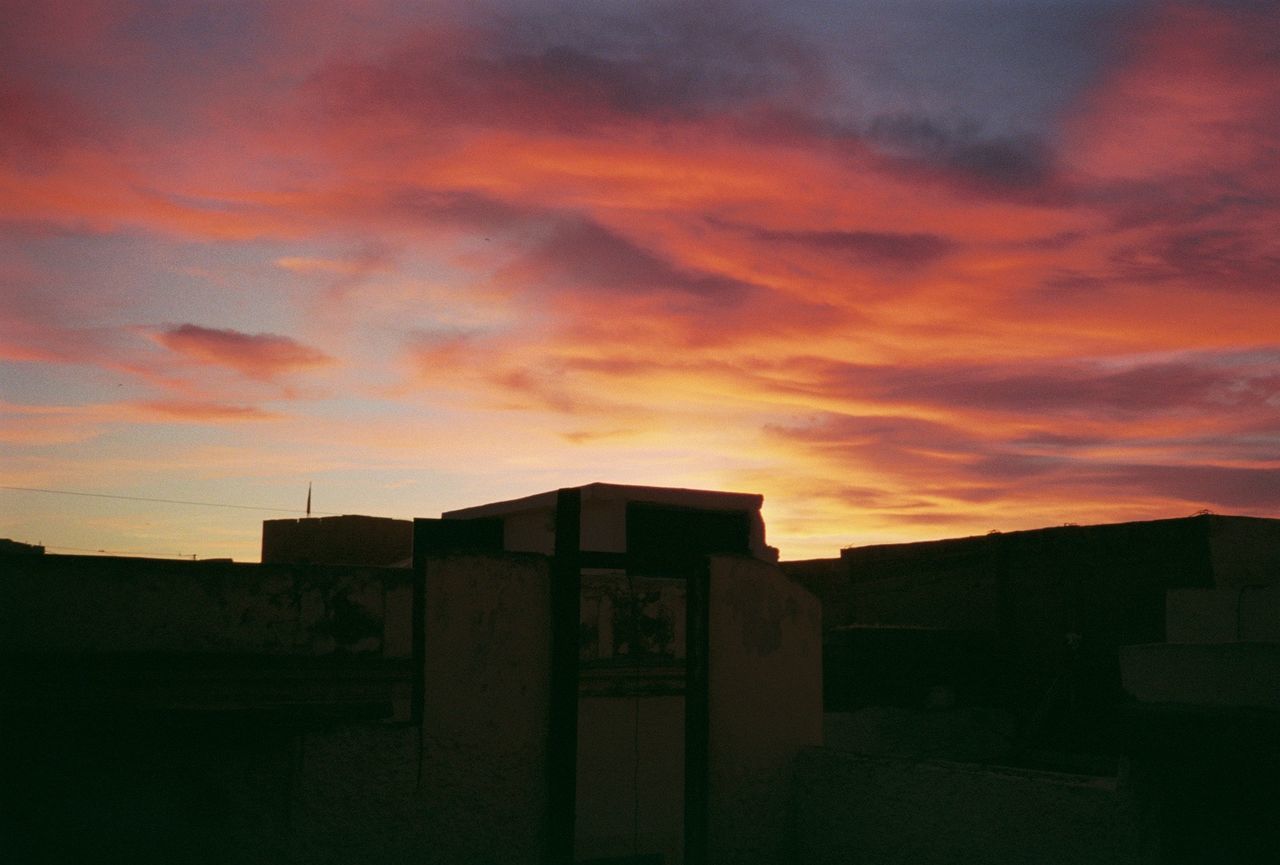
top-left (131, 400), bottom-right (283, 422)
top-left (4, 0), bottom-right (1279, 561)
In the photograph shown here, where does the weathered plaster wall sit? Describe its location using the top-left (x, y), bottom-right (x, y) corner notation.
top-left (796, 516), bottom-right (1280, 649)
top-left (787, 517), bottom-right (1270, 748)
top-left (287, 723), bottom-right (428, 864)
top-left (0, 554), bottom-right (412, 658)
top-left (577, 695), bottom-right (686, 864)
top-left (1206, 515), bottom-right (1280, 587)
top-left (1, 551), bottom-right (551, 865)
top-left (835, 518), bottom-right (1220, 644)
top-left (499, 508), bottom-right (557, 555)
top-left (261, 515), bottom-right (413, 567)
top-left (1120, 642), bottom-right (1280, 709)
top-left (794, 748), bottom-right (1147, 865)
top-left (261, 553), bottom-right (554, 864)
top-left (708, 555), bottom-right (823, 865)
top-left (1166, 585), bottom-right (1280, 643)
top-left (417, 553), bottom-right (551, 864)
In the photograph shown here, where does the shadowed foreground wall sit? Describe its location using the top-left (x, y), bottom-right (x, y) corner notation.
top-left (0, 552), bottom-right (551, 865)
top-left (0, 554), bottom-right (412, 660)
top-left (709, 555), bottom-right (823, 865)
top-left (420, 553), bottom-right (550, 863)
top-left (285, 553), bottom-right (551, 865)
top-left (793, 748), bottom-right (1148, 865)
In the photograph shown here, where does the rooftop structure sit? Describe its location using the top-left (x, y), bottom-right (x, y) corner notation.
top-left (442, 481), bottom-right (776, 568)
top-left (261, 514), bottom-right (412, 567)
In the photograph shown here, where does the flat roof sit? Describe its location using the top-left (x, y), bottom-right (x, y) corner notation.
top-left (442, 482), bottom-right (763, 520)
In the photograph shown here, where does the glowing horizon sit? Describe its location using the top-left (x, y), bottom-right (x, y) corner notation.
top-left (3, 0), bottom-right (1278, 562)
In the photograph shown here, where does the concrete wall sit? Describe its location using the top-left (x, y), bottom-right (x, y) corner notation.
top-left (577, 695), bottom-right (686, 864)
top-left (791, 516), bottom-right (1280, 647)
top-left (501, 508), bottom-right (557, 555)
top-left (1166, 585), bottom-right (1280, 644)
top-left (0, 551), bottom-right (551, 865)
top-left (262, 515), bottom-right (413, 567)
top-left (0, 553), bottom-right (412, 659)
top-left (833, 518), bottom-right (1223, 642)
top-left (577, 573), bottom-right (687, 862)
top-left (1120, 642), bottom-right (1280, 709)
top-left (1206, 515), bottom-right (1280, 587)
top-left (794, 748), bottom-right (1147, 865)
top-left (709, 556), bottom-right (823, 865)
top-left (265, 553), bottom-right (554, 865)
top-left (784, 517), bottom-right (1277, 752)
top-left (446, 483), bottom-right (772, 561)
top-left (418, 553), bottom-right (551, 864)
top-left (482, 497), bottom-right (666, 556)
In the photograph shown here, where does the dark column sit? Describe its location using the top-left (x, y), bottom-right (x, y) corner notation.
top-left (547, 489), bottom-right (582, 864)
top-left (684, 556), bottom-right (711, 865)
top-left (410, 521), bottom-right (430, 726)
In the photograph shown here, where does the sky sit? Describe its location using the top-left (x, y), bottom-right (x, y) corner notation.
top-left (2, 0), bottom-right (1279, 562)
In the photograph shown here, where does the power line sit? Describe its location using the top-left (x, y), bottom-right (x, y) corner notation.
top-left (42, 544), bottom-right (205, 560)
top-left (0, 485), bottom-right (340, 515)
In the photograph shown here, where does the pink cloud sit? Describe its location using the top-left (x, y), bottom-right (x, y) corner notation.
top-left (4, 0), bottom-right (1280, 560)
top-left (156, 324), bottom-right (333, 381)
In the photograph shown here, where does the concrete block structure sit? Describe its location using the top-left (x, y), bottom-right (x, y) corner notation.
top-left (1, 483), bottom-right (821, 865)
top-left (441, 481), bottom-right (776, 564)
top-left (261, 514), bottom-right (413, 567)
top-left (783, 513), bottom-right (1280, 864)
top-left (783, 514), bottom-right (1280, 765)
top-left (1118, 583), bottom-right (1280, 863)
top-left (6, 490), bottom-right (1277, 864)
top-left (418, 482), bottom-right (814, 864)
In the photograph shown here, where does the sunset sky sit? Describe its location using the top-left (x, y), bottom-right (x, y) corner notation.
top-left (3, 0), bottom-right (1278, 562)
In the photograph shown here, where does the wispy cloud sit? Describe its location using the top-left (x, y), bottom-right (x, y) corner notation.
top-left (3, 0), bottom-right (1279, 560)
top-left (155, 324), bottom-right (333, 381)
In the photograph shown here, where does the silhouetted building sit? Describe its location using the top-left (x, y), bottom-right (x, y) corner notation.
top-left (5, 495), bottom-right (1278, 864)
top-left (2, 484), bottom-right (819, 865)
top-left (783, 514), bottom-right (1280, 753)
top-left (261, 514), bottom-right (413, 567)
top-left (440, 480), bottom-right (776, 562)
top-left (782, 513), bottom-right (1280, 864)
top-left (0, 537), bottom-right (45, 556)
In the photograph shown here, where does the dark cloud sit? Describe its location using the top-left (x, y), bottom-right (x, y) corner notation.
top-left (157, 325), bottom-right (332, 380)
top-left (786, 350), bottom-right (1280, 419)
top-left (309, 6), bottom-right (824, 135)
top-left (771, 408), bottom-right (1280, 514)
top-left (865, 113), bottom-right (1054, 189)
top-left (1097, 463), bottom-right (1280, 511)
top-left (1111, 228), bottom-right (1280, 292)
top-left (486, 1), bottom-right (827, 115)
top-left (514, 218), bottom-right (755, 302)
top-left (768, 412), bottom-right (1059, 509)
top-left (307, 0), bottom-right (1139, 192)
